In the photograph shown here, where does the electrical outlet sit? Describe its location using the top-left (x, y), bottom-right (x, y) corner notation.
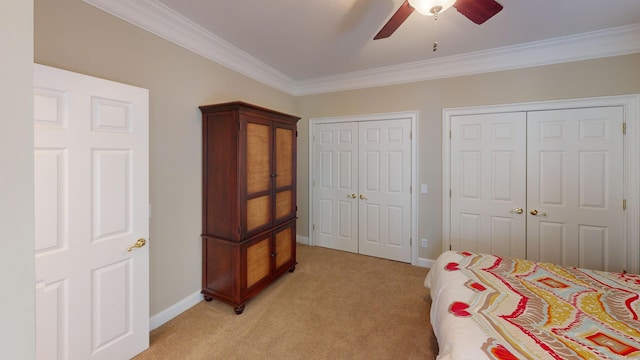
top-left (421, 238), bottom-right (428, 248)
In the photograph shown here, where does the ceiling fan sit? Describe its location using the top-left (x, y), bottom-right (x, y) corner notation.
top-left (374, 0), bottom-right (503, 40)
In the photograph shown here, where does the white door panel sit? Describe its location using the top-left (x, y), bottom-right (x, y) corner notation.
top-left (312, 117), bottom-right (412, 262)
top-left (314, 122), bottom-right (359, 253)
top-left (34, 64), bottom-right (149, 359)
top-left (358, 120), bottom-right (412, 262)
top-left (449, 107), bottom-right (625, 272)
top-left (450, 112), bottom-right (527, 258)
top-left (527, 107), bottom-right (624, 271)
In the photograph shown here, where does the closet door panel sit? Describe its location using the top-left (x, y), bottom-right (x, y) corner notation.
top-left (358, 119), bottom-right (411, 262)
top-left (450, 112), bottom-right (527, 258)
top-left (527, 107), bottom-right (624, 272)
top-left (313, 122), bottom-right (359, 253)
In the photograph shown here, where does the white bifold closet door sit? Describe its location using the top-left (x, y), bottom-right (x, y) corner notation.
top-left (313, 119), bottom-right (412, 262)
top-left (450, 106), bottom-right (625, 272)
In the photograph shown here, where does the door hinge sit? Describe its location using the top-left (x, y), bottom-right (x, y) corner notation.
top-left (410, 238), bottom-right (412, 246)
top-left (623, 122), bottom-right (626, 135)
top-left (410, 185), bottom-right (412, 194)
top-left (449, 189), bottom-right (452, 198)
top-left (409, 131), bottom-right (412, 140)
top-left (623, 198), bottom-right (627, 210)
top-left (449, 130), bottom-right (452, 139)
top-left (312, 224), bottom-right (316, 231)
top-left (296, 130), bottom-right (298, 137)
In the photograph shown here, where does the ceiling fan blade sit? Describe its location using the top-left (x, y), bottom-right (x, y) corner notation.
top-left (453, 0), bottom-right (503, 25)
top-left (374, 0), bottom-right (415, 40)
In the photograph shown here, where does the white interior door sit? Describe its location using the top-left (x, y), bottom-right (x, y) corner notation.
top-left (358, 120), bottom-right (412, 262)
top-left (450, 112), bottom-right (527, 258)
top-left (527, 107), bottom-right (625, 272)
top-left (448, 106), bottom-right (625, 271)
top-left (312, 118), bottom-right (412, 262)
top-left (34, 64), bottom-right (149, 360)
top-left (313, 122), bottom-right (359, 253)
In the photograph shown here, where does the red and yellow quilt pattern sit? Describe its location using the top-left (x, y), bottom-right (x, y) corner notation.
top-left (425, 251), bottom-right (640, 360)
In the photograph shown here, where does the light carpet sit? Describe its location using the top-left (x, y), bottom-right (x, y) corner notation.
top-left (134, 244), bottom-right (438, 359)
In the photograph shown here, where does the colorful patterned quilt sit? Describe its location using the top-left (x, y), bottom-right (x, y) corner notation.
top-left (424, 251), bottom-right (640, 360)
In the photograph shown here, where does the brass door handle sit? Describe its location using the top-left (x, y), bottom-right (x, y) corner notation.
top-left (509, 208), bottom-right (524, 214)
top-left (127, 238), bottom-right (146, 252)
top-left (347, 193), bottom-right (356, 199)
top-left (530, 209), bottom-right (547, 216)
top-left (359, 194), bottom-right (367, 200)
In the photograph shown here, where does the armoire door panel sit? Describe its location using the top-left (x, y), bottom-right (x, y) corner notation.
top-left (274, 123), bottom-right (296, 224)
top-left (275, 190), bottom-right (293, 220)
top-left (246, 122), bottom-right (271, 194)
top-left (245, 236), bottom-right (270, 289)
top-left (274, 222), bottom-right (295, 272)
top-left (246, 195), bottom-right (271, 231)
top-left (275, 127), bottom-right (293, 188)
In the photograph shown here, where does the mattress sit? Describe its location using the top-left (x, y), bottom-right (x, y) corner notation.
top-left (425, 251), bottom-right (640, 359)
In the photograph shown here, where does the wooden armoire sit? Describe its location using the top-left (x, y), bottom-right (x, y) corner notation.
top-left (199, 101), bottom-right (299, 314)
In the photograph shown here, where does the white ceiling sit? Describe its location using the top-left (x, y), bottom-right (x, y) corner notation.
top-left (86, 0), bottom-right (640, 95)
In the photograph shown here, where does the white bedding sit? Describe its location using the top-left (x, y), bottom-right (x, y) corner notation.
top-left (425, 251), bottom-right (498, 360)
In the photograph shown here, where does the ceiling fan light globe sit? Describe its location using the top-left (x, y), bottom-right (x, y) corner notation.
top-left (408, 0), bottom-right (457, 16)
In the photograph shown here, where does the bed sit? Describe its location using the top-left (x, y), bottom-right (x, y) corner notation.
top-left (424, 251), bottom-right (640, 360)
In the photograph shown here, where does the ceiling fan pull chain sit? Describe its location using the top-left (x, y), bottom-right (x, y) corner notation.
top-left (433, 13), bottom-right (438, 52)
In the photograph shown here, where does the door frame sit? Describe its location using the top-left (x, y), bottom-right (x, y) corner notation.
top-left (442, 94), bottom-right (640, 274)
top-left (309, 111), bottom-right (419, 265)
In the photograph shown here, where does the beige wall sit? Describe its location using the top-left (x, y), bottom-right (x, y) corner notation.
top-left (1, 0), bottom-right (35, 358)
top-left (296, 53), bottom-right (640, 260)
top-left (35, 0), bottom-right (296, 316)
top-left (34, 0), bottom-right (640, 320)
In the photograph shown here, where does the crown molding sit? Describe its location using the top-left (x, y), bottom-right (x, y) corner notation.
top-left (83, 0), bottom-right (296, 94)
top-left (294, 24), bottom-right (640, 95)
top-left (84, 1), bottom-right (640, 96)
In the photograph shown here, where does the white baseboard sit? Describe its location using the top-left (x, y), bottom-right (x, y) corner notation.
top-left (416, 257), bottom-right (436, 269)
top-left (149, 290), bottom-right (203, 331)
top-left (296, 235), bottom-right (309, 245)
